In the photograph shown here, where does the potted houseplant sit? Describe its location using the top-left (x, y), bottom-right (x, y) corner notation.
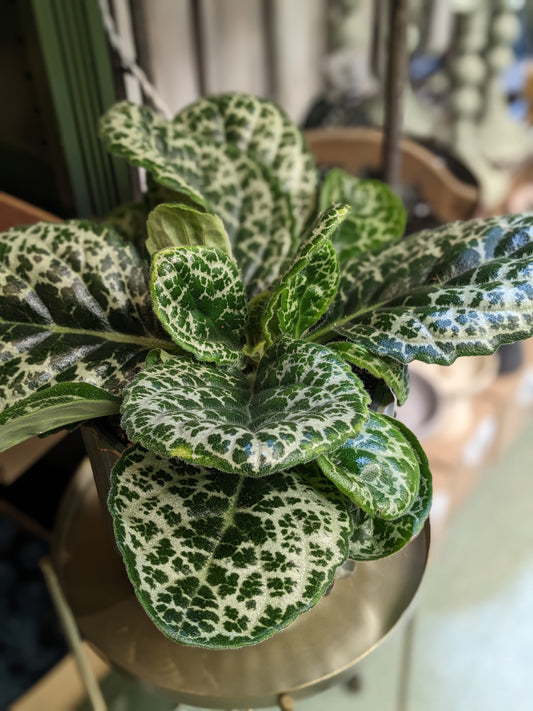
top-left (1, 93), bottom-right (532, 652)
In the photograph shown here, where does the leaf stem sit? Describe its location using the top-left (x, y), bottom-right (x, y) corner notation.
top-left (307, 298), bottom-right (393, 344)
top-left (1, 319), bottom-right (175, 351)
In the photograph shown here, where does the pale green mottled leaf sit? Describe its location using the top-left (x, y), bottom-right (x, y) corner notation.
top-left (99, 101), bottom-right (297, 296)
top-left (317, 412), bottom-right (419, 519)
top-left (326, 341), bottom-right (409, 405)
top-left (319, 170), bottom-right (405, 260)
top-left (172, 92), bottom-right (317, 233)
top-left (314, 214), bottom-right (533, 365)
top-left (121, 337), bottom-right (370, 477)
top-left (0, 383), bottom-right (120, 452)
top-left (109, 446), bottom-right (351, 649)
top-left (262, 205), bottom-right (347, 344)
top-left (0, 221), bottom-right (174, 429)
top-left (349, 420), bottom-right (432, 560)
top-left (146, 203), bottom-right (231, 256)
top-left (151, 247), bottom-right (246, 364)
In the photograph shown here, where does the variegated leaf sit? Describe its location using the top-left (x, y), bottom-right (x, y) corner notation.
top-left (326, 341), bottom-right (409, 405)
top-left (100, 102), bottom-right (207, 209)
top-left (315, 214), bottom-right (533, 364)
top-left (151, 247), bottom-right (247, 364)
top-left (319, 171), bottom-right (405, 261)
top-left (121, 337), bottom-right (370, 477)
top-left (146, 203), bottom-right (231, 256)
top-left (349, 420), bottom-right (432, 560)
top-left (262, 205), bottom-right (347, 344)
top-left (99, 101), bottom-right (297, 296)
top-left (0, 383), bottom-right (120, 451)
top-left (0, 221), bottom-right (174, 437)
top-left (172, 92), bottom-right (317, 233)
top-left (317, 412), bottom-right (419, 519)
top-left (104, 199), bottom-right (149, 256)
top-left (109, 446), bottom-right (351, 649)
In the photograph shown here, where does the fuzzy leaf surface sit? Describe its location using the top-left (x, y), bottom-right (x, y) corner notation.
top-left (146, 203), bottom-right (232, 256)
top-left (99, 101), bottom-right (297, 296)
top-left (326, 341), bottom-right (409, 405)
top-left (121, 338), bottom-right (370, 477)
top-left (318, 214), bottom-right (533, 364)
top-left (349, 421), bottom-right (432, 560)
top-left (0, 383), bottom-right (120, 451)
top-left (317, 412), bottom-right (419, 519)
top-left (109, 446), bottom-right (351, 649)
top-left (151, 247), bottom-right (246, 364)
top-left (262, 205), bottom-right (347, 344)
top-left (172, 92), bottom-right (317, 233)
top-left (319, 171), bottom-right (406, 260)
top-left (0, 221), bottom-right (173, 440)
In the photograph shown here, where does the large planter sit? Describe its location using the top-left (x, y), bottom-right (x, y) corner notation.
top-left (52, 423), bottom-right (430, 708)
top-left (305, 127), bottom-right (479, 224)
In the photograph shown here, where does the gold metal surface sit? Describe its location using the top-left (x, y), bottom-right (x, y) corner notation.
top-left (53, 462), bottom-right (430, 709)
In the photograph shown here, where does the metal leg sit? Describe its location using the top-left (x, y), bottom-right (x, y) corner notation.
top-left (40, 557), bottom-right (107, 711)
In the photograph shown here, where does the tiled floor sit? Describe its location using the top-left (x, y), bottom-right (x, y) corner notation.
top-left (27, 420), bottom-right (533, 711)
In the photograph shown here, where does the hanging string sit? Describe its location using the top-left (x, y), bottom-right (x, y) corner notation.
top-left (98, 0), bottom-right (172, 118)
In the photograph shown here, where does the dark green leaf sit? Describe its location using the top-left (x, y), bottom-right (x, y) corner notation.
top-left (348, 420), bottom-right (432, 560)
top-left (121, 337), bottom-right (370, 476)
top-left (315, 214), bottom-right (533, 365)
top-left (319, 170), bottom-right (406, 260)
top-left (151, 246), bottom-right (247, 364)
top-left (104, 199), bottom-right (149, 256)
top-left (109, 446), bottom-right (352, 649)
top-left (326, 341), bottom-right (409, 405)
top-left (0, 221), bottom-right (175, 442)
top-left (172, 92), bottom-right (317, 233)
top-left (317, 412), bottom-right (420, 519)
top-left (99, 101), bottom-right (297, 296)
top-left (262, 205), bottom-right (347, 344)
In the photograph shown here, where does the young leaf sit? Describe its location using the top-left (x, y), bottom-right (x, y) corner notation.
top-left (0, 221), bottom-right (174, 435)
top-left (262, 205), bottom-right (348, 344)
top-left (245, 291), bottom-right (270, 356)
top-left (146, 203), bottom-right (232, 256)
top-left (172, 92), bottom-right (317, 233)
top-left (121, 337), bottom-right (370, 477)
top-left (99, 101), bottom-right (298, 296)
top-left (348, 421), bottom-right (432, 560)
top-left (151, 247), bottom-right (247, 364)
top-left (326, 341), bottom-right (409, 405)
top-left (317, 412), bottom-right (420, 519)
top-left (0, 383), bottom-right (120, 452)
top-left (109, 446), bottom-right (351, 649)
top-left (319, 171), bottom-right (406, 260)
top-left (316, 214), bottom-right (533, 364)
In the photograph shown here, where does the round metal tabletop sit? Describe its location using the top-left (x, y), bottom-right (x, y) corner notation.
top-left (53, 460), bottom-right (430, 709)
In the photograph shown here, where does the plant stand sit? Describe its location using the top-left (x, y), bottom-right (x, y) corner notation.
top-left (51, 445), bottom-right (429, 709)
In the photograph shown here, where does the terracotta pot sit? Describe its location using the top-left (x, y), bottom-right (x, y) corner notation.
top-left (305, 127), bottom-right (479, 223)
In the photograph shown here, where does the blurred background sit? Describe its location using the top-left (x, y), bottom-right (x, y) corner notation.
top-left (1, 1), bottom-right (533, 709)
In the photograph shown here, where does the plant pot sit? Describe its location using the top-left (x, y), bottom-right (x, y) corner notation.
top-left (52, 423), bottom-right (430, 708)
top-left (305, 127), bottom-right (479, 225)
